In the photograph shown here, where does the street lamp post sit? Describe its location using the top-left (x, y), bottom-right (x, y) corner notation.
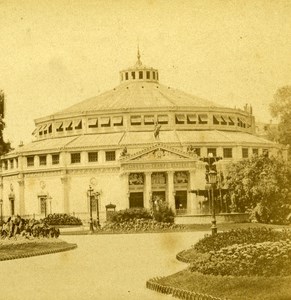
top-left (95, 192), bottom-right (100, 228)
top-left (48, 196), bottom-right (52, 214)
top-left (88, 185), bottom-right (94, 233)
top-left (0, 199), bottom-right (3, 223)
top-left (208, 169), bottom-right (218, 235)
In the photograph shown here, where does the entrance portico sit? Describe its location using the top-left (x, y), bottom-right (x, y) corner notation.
top-left (120, 143), bottom-right (206, 214)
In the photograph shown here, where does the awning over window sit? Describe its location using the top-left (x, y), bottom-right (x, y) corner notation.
top-left (144, 115), bottom-right (155, 124)
top-left (112, 116), bottom-right (123, 125)
top-left (175, 114), bottom-right (185, 122)
top-left (100, 117), bottom-right (111, 126)
top-left (74, 119), bottom-right (82, 129)
top-left (32, 126), bottom-right (41, 136)
top-left (157, 115), bottom-right (168, 123)
top-left (42, 124), bottom-right (48, 134)
top-left (187, 114), bottom-right (197, 123)
top-left (55, 122), bottom-right (63, 132)
top-left (65, 121), bottom-right (73, 131)
top-left (238, 117), bottom-right (246, 127)
top-left (198, 114), bottom-right (208, 124)
top-left (130, 116), bottom-right (141, 124)
top-left (214, 114), bottom-right (224, 123)
top-left (228, 116), bottom-right (235, 125)
top-left (48, 124), bottom-right (52, 133)
top-left (88, 118), bottom-right (98, 128)
top-left (220, 116), bottom-right (227, 124)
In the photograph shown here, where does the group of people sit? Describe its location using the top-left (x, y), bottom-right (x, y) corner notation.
top-left (0, 215), bottom-right (60, 239)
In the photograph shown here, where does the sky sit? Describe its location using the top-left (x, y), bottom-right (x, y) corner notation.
top-left (0, 0), bottom-right (290, 147)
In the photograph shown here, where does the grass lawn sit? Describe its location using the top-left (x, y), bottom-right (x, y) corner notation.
top-left (155, 270), bottom-right (291, 300)
top-left (0, 239), bottom-right (77, 260)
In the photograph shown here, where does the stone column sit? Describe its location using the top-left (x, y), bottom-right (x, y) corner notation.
top-left (167, 171), bottom-right (175, 211)
top-left (144, 172), bottom-right (152, 209)
top-left (122, 173), bottom-right (130, 209)
top-left (47, 154), bottom-right (52, 167)
top-left (61, 173), bottom-right (70, 214)
top-left (17, 174), bottom-right (25, 216)
top-left (188, 170), bottom-right (198, 214)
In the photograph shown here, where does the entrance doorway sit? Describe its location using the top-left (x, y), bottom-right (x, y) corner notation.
top-left (10, 199), bottom-right (15, 216)
top-left (175, 191), bottom-right (187, 210)
top-left (129, 192), bottom-right (144, 208)
top-left (40, 197), bottom-right (47, 216)
top-left (152, 191), bottom-right (166, 202)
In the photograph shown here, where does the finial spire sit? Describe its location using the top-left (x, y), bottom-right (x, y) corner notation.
top-left (136, 44), bottom-right (142, 66)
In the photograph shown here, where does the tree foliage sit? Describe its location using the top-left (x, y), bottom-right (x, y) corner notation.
top-left (270, 86), bottom-right (291, 147)
top-left (226, 154), bottom-right (291, 224)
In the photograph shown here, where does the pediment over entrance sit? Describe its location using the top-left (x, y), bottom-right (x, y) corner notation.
top-left (120, 143), bottom-right (197, 163)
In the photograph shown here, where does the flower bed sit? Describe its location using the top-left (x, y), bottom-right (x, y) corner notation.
top-left (190, 240), bottom-right (291, 276)
top-left (44, 213), bottom-right (82, 226)
top-left (193, 227), bottom-right (291, 253)
top-left (148, 227), bottom-right (291, 299)
top-left (178, 228), bottom-right (291, 277)
top-left (101, 219), bottom-right (185, 233)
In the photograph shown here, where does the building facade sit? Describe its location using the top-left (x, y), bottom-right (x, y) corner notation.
top-left (0, 53), bottom-right (288, 222)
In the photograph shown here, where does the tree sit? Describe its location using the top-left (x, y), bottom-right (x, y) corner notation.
top-left (226, 154), bottom-right (291, 224)
top-left (0, 90), bottom-right (11, 155)
top-left (270, 86), bottom-right (291, 149)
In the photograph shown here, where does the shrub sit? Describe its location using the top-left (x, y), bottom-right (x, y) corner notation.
top-left (110, 208), bottom-right (152, 223)
top-left (44, 213), bottom-right (82, 226)
top-left (194, 227), bottom-right (291, 253)
top-left (153, 201), bottom-right (175, 224)
top-left (190, 240), bottom-right (291, 276)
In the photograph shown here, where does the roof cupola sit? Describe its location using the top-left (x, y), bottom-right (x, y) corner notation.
top-left (120, 48), bottom-right (159, 84)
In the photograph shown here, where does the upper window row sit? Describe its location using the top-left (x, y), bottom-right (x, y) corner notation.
top-left (36, 113), bottom-right (252, 137)
top-left (175, 114), bottom-right (251, 127)
top-left (23, 151), bottom-right (115, 168)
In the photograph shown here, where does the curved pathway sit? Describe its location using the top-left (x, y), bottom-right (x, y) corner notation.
top-left (0, 232), bottom-right (206, 300)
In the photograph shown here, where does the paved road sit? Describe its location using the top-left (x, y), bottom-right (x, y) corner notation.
top-left (0, 232), bottom-right (206, 300)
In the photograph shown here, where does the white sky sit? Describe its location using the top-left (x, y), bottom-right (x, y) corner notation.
top-left (0, 0), bottom-right (290, 147)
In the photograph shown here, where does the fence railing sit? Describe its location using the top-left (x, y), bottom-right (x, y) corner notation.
top-left (146, 277), bottom-right (228, 300)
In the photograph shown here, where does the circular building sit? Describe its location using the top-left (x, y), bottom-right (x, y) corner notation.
top-left (0, 52), bottom-right (287, 223)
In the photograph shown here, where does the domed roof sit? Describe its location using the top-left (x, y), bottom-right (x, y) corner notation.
top-left (54, 81), bottom-right (221, 116)
top-left (53, 51), bottom-right (221, 117)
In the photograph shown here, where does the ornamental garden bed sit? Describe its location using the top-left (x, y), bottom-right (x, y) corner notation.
top-left (0, 238), bottom-right (77, 261)
top-left (146, 227), bottom-right (291, 300)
